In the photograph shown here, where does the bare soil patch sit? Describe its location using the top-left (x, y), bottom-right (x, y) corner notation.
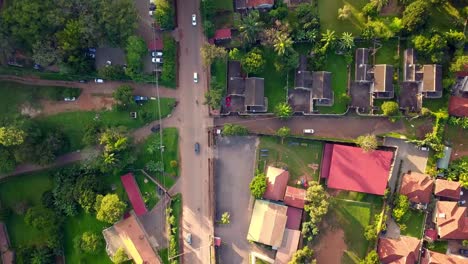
top-left (380, 0), bottom-right (402, 16)
top-left (314, 226), bottom-right (347, 264)
top-left (40, 94), bottom-right (114, 115)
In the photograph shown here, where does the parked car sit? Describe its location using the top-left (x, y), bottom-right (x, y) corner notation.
top-left (64, 97), bottom-right (76, 101)
top-left (33, 64), bottom-right (42, 70)
top-left (152, 57), bottom-right (163, 64)
top-left (149, 10), bottom-right (154, 16)
top-left (151, 51), bottom-right (163, 57)
top-left (459, 249), bottom-right (468, 256)
top-left (78, 80), bottom-right (87, 83)
top-left (192, 14), bottom-right (196, 26)
top-left (194, 143), bottom-right (200, 154)
top-left (149, 2), bottom-right (156, 10)
top-left (193, 72), bottom-right (198, 83)
top-left (151, 125), bottom-right (161, 133)
top-left (303, 129), bottom-right (315, 134)
top-left (94, 78), bottom-right (104, 83)
top-left (419, 146), bottom-right (429, 151)
top-left (185, 233), bottom-right (192, 245)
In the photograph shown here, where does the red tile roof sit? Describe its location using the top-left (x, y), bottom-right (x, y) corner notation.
top-left (263, 166), bottom-right (290, 201)
top-left (324, 144), bottom-right (394, 195)
top-left (449, 96), bottom-right (468, 117)
top-left (0, 222), bottom-right (14, 264)
top-left (285, 206), bottom-right (302, 230)
top-left (214, 28), bottom-right (231, 40)
top-left (399, 172), bottom-right (434, 204)
top-left (283, 186), bottom-right (306, 209)
top-left (434, 201), bottom-right (468, 239)
top-left (435, 179), bottom-right (461, 200)
top-left (378, 236), bottom-right (421, 264)
top-left (148, 39), bottom-right (163, 51)
top-left (421, 250), bottom-right (468, 264)
top-left (246, 0), bottom-right (274, 8)
top-left (121, 173), bottom-right (148, 216)
top-left (424, 229), bottom-right (438, 241)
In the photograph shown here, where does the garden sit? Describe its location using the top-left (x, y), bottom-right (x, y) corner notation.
top-left (399, 209), bottom-right (425, 238)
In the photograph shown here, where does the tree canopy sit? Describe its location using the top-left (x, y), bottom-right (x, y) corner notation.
top-left (381, 101), bottom-right (400, 116)
top-left (249, 172), bottom-right (267, 199)
top-left (95, 194), bottom-right (126, 224)
top-left (355, 134), bottom-right (378, 152)
top-left (274, 103), bottom-right (293, 119)
top-left (241, 48), bottom-right (265, 74)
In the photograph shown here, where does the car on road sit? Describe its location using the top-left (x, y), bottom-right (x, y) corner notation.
top-left (192, 14), bottom-right (196, 26)
top-left (185, 233), bottom-right (192, 245)
top-left (459, 249), bottom-right (468, 256)
top-left (195, 142), bottom-right (200, 154)
top-left (64, 97), bottom-right (76, 101)
top-left (193, 72), bottom-right (198, 83)
top-left (151, 51), bottom-right (163, 57)
top-left (152, 57), bottom-right (163, 64)
top-left (151, 125), bottom-right (161, 133)
top-left (94, 78), bottom-right (104, 83)
top-left (303, 129), bottom-right (315, 134)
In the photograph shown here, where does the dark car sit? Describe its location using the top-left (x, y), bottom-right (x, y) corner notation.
top-left (151, 125), bottom-right (161, 133)
top-left (149, 3), bottom-right (156, 10)
top-left (78, 80), bottom-right (87, 83)
top-left (194, 142), bottom-right (200, 154)
top-left (459, 249), bottom-right (468, 256)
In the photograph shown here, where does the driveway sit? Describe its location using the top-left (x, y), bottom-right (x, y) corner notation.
top-left (383, 137), bottom-right (429, 193)
top-left (139, 195), bottom-right (171, 249)
top-left (214, 136), bottom-right (258, 264)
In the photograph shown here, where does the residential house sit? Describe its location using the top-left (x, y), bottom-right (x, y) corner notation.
top-left (320, 143), bottom-right (394, 195)
top-left (121, 173), bottom-right (148, 217)
top-left (274, 229), bottom-right (301, 264)
top-left (400, 48), bottom-right (443, 112)
top-left (399, 172), bottom-right (434, 206)
top-left (263, 166), bottom-right (290, 201)
top-left (433, 201), bottom-right (468, 240)
top-left (283, 186), bottom-right (307, 209)
top-left (434, 179), bottom-right (462, 201)
top-left (235, 0), bottom-right (274, 11)
top-left (285, 206), bottom-right (302, 230)
top-left (213, 28), bottom-right (232, 44)
top-left (0, 222), bottom-right (14, 264)
top-left (247, 200), bottom-right (288, 248)
top-left (288, 55), bottom-right (333, 113)
top-left (449, 96), bottom-right (468, 117)
top-left (103, 212), bottom-right (162, 264)
top-left (421, 250), bottom-right (468, 264)
top-left (377, 236), bottom-right (421, 264)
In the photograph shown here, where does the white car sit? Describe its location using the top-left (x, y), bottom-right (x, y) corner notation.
top-left (149, 10), bottom-right (154, 16)
top-left (152, 57), bottom-right (163, 64)
top-left (94, 78), bottom-right (104, 83)
top-left (64, 97), bottom-right (76, 102)
top-left (192, 14), bottom-right (196, 26)
top-left (193, 72), bottom-right (198, 83)
top-left (151, 51), bottom-right (163, 57)
top-left (303, 129), bottom-right (314, 134)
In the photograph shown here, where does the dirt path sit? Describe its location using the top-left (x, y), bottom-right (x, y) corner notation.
top-left (314, 228), bottom-right (347, 264)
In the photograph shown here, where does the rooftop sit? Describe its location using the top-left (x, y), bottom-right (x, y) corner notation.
top-left (399, 172), bottom-right (434, 204)
top-left (399, 82), bottom-right (422, 112)
top-left (434, 179), bottom-right (461, 200)
top-left (421, 250), bottom-right (468, 264)
top-left (434, 201), bottom-right (468, 240)
top-left (449, 96), bottom-right (468, 117)
top-left (121, 173), bottom-right (148, 216)
top-left (377, 236), bottom-right (421, 264)
top-left (247, 200), bottom-right (288, 248)
top-left (283, 186), bottom-right (307, 209)
top-left (373, 64), bottom-right (394, 94)
top-left (355, 48), bottom-right (370, 82)
top-left (214, 28), bottom-right (232, 40)
top-left (274, 229), bottom-right (301, 264)
top-left (263, 166), bottom-right (290, 201)
top-left (148, 39), bottom-right (163, 51)
top-left (422, 65), bottom-right (442, 93)
top-left (285, 206), bottom-right (302, 230)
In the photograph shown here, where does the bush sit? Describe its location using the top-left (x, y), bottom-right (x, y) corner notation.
top-left (222, 124), bottom-right (248, 136)
top-left (355, 134), bottom-right (378, 152)
top-left (170, 160), bottom-right (178, 168)
top-left (249, 172), bottom-right (267, 198)
top-left (161, 36), bottom-right (177, 85)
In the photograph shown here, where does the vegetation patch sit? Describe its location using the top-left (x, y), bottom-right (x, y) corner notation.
top-left (317, 0), bottom-right (368, 35)
top-left (399, 209), bottom-right (424, 238)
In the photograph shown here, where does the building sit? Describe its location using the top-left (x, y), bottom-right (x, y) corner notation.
top-left (263, 166), bottom-right (290, 201)
top-left (377, 236), bottom-right (421, 264)
top-left (213, 28), bottom-right (232, 43)
top-left (449, 96), bottom-right (468, 117)
top-left (399, 172), bottom-right (434, 205)
top-left (285, 206), bottom-right (302, 230)
top-left (103, 213), bottom-right (161, 264)
top-left (421, 250), bottom-right (468, 264)
top-left (434, 179), bottom-right (462, 201)
top-left (320, 143), bottom-right (394, 195)
top-left (274, 229), bottom-right (301, 264)
top-left (121, 173), bottom-right (148, 216)
top-left (247, 200), bottom-right (288, 248)
top-left (400, 48), bottom-right (443, 112)
top-left (283, 186), bottom-right (307, 209)
top-left (0, 222), bottom-right (14, 264)
top-left (433, 201), bottom-right (468, 240)
top-left (235, 0), bottom-right (274, 11)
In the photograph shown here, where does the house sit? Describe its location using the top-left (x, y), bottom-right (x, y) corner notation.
top-left (235, 0), bottom-right (274, 11)
top-left (320, 143), bottom-right (394, 195)
top-left (449, 96), bottom-right (468, 117)
top-left (283, 186), bottom-right (307, 209)
top-left (103, 212), bottom-right (161, 264)
top-left (421, 250), bottom-right (468, 264)
top-left (263, 166), bottom-right (290, 201)
top-left (121, 173), bottom-right (148, 216)
top-left (399, 172), bottom-right (434, 205)
top-left (436, 146), bottom-right (452, 171)
top-left (282, 0), bottom-right (311, 7)
top-left (377, 236), bottom-right (421, 264)
top-left (434, 179), bottom-right (462, 201)
top-left (288, 55), bottom-right (333, 113)
top-left (400, 49), bottom-right (443, 112)
top-left (0, 222), bottom-right (14, 264)
top-left (213, 28), bottom-right (232, 43)
top-left (285, 206), bottom-right (302, 230)
top-left (247, 200), bottom-right (288, 248)
top-left (274, 229), bottom-right (301, 264)
top-left (433, 201), bottom-right (468, 240)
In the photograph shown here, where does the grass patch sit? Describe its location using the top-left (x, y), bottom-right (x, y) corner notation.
top-left (258, 136), bottom-right (324, 184)
top-left (400, 210), bottom-right (424, 238)
top-left (445, 124), bottom-right (468, 156)
top-left (428, 2), bottom-right (464, 32)
top-left (212, 0), bottom-right (233, 11)
top-left (375, 39), bottom-right (399, 65)
top-left (211, 58), bottom-right (227, 91)
top-left (316, 51), bottom-right (348, 114)
top-left (430, 240), bottom-right (448, 254)
top-left (423, 93), bottom-right (449, 113)
top-left (133, 171), bottom-right (160, 210)
top-left (38, 98), bottom-right (175, 151)
top-left (317, 0), bottom-right (368, 35)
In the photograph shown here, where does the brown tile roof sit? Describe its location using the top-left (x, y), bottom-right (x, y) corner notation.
top-left (449, 96), bottom-right (468, 117)
top-left (285, 206), bottom-right (302, 230)
top-left (378, 236), bottom-right (421, 264)
top-left (263, 166), bottom-right (290, 201)
top-left (274, 229), bottom-right (301, 264)
top-left (421, 250), bottom-right (468, 264)
top-left (403, 49), bottom-right (416, 82)
top-left (435, 179), bottom-right (461, 200)
top-left (247, 200), bottom-right (288, 247)
top-left (235, 0), bottom-right (274, 9)
top-left (422, 65), bottom-right (442, 92)
top-left (355, 48), bottom-right (370, 81)
top-left (434, 201), bottom-right (468, 240)
top-left (0, 222), bottom-right (14, 264)
top-left (399, 172), bottom-right (434, 204)
top-left (374, 64), bottom-right (394, 93)
top-left (283, 186), bottom-right (306, 209)
top-left (245, 77), bottom-right (265, 106)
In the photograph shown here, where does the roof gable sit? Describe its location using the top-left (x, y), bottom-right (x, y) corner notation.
top-left (378, 236), bottom-right (421, 264)
top-left (435, 201), bottom-right (468, 239)
top-left (449, 96), bottom-right (468, 117)
top-left (399, 172), bottom-right (434, 204)
top-left (263, 166), bottom-right (290, 201)
top-left (283, 186), bottom-right (307, 209)
top-left (435, 179), bottom-right (461, 200)
top-left (247, 200), bottom-right (288, 247)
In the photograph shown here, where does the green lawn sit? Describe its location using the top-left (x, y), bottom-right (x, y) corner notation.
top-left (428, 2), bottom-right (464, 32)
top-left (133, 171), bottom-right (160, 210)
top-left (212, 0), bottom-right (233, 11)
top-left (375, 39), bottom-right (399, 66)
top-left (423, 93), bottom-right (449, 113)
top-left (38, 98), bottom-right (175, 151)
top-left (258, 136), bottom-right (324, 184)
top-left (400, 210), bottom-right (425, 238)
top-left (430, 240), bottom-right (448, 254)
top-left (211, 58), bottom-right (227, 92)
top-left (317, 0), bottom-right (368, 35)
top-left (134, 127), bottom-right (179, 188)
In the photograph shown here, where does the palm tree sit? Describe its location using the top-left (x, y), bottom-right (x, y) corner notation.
top-left (273, 33), bottom-right (293, 55)
top-left (238, 10), bottom-right (264, 44)
top-left (339, 32), bottom-right (355, 51)
top-left (372, 0), bottom-right (389, 11)
top-left (320, 29), bottom-right (336, 51)
top-left (337, 4), bottom-right (351, 20)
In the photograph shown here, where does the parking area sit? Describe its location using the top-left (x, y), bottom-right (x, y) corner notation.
top-left (350, 82), bottom-right (371, 113)
top-left (214, 136), bottom-right (274, 264)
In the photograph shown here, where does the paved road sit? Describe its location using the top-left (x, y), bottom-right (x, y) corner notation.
top-left (215, 115), bottom-right (407, 140)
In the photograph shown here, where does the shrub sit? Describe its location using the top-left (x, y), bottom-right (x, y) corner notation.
top-left (249, 172), bottom-right (267, 198)
top-left (170, 160), bottom-right (178, 168)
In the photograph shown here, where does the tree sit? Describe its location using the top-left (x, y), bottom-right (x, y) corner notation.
top-left (274, 47), bottom-right (299, 72)
top-left (381, 101), bottom-right (400, 116)
top-left (412, 33), bottom-right (447, 63)
top-left (355, 134), bottom-right (378, 152)
top-left (238, 10), bottom-right (264, 44)
top-left (450, 55), bottom-right (468, 73)
top-left (241, 48), bottom-right (265, 74)
top-left (222, 124), bottom-right (248, 136)
top-left (204, 88), bottom-right (223, 109)
top-left (112, 247), bottom-right (128, 263)
top-left (273, 33), bottom-right (293, 56)
top-left (293, 4), bottom-right (320, 42)
top-left (125, 35), bottom-right (147, 80)
top-left (170, 160), bottom-right (178, 168)
top-left (339, 32), bottom-right (354, 51)
top-left (463, 240), bottom-right (468, 247)
top-left (320, 29), bottom-right (337, 52)
top-left (95, 194), bottom-right (126, 224)
top-left (154, 0), bottom-right (174, 29)
top-left (76, 232), bottom-right (103, 254)
top-left (0, 147), bottom-right (16, 173)
top-left (302, 182), bottom-right (330, 241)
top-left (276, 127), bottom-right (291, 144)
top-left (32, 39), bottom-right (60, 66)
top-left (220, 212), bottom-right (230, 224)
top-left (146, 160), bottom-right (164, 172)
top-left (401, 0), bottom-right (429, 33)
top-left (203, 20), bottom-right (215, 38)
top-left (0, 126), bottom-right (26, 146)
top-left (371, 0), bottom-right (389, 11)
top-left (274, 103), bottom-right (293, 119)
top-left (392, 194), bottom-right (409, 223)
top-left (200, 43), bottom-right (227, 67)
top-left (24, 206), bottom-right (59, 231)
top-left (249, 172), bottom-right (267, 198)
top-left (360, 250), bottom-right (379, 264)
top-left (229, 48), bottom-right (241, 61)
top-left (288, 246), bottom-right (315, 264)
top-left (113, 85), bottom-right (134, 109)
top-left (82, 122), bottom-right (102, 146)
top-left (99, 0), bottom-right (138, 45)
top-left (337, 4), bottom-right (351, 20)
